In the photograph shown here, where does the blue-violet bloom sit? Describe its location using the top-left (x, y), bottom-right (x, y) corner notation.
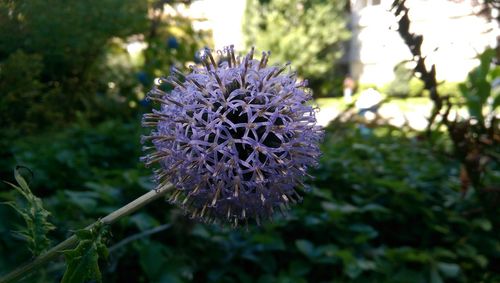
top-left (141, 46), bottom-right (323, 226)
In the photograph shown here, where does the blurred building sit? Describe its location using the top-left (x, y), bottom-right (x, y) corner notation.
top-left (349, 0), bottom-right (499, 85)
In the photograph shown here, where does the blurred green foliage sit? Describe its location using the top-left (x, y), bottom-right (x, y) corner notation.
top-left (382, 63), bottom-right (425, 98)
top-left (0, 51), bottom-right (51, 134)
top-left (0, 0), bottom-right (210, 137)
top-left (3, 167), bottom-right (55, 257)
top-left (244, 0), bottom-right (350, 97)
top-left (1, 119), bottom-right (499, 282)
top-left (459, 48), bottom-right (499, 124)
top-left (0, 0), bottom-right (148, 134)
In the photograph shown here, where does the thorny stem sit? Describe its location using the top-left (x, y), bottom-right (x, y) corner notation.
top-left (0, 184), bottom-right (173, 283)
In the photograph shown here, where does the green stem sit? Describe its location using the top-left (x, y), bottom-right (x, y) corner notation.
top-left (0, 184), bottom-right (172, 283)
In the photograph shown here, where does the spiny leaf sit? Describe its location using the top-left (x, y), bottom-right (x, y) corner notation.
top-left (2, 167), bottom-right (56, 256)
top-left (61, 224), bottom-right (109, 283)
top-left (14, 167), bottom-right (32, 195)
top-left (62, 240), bottom-right (102, 283)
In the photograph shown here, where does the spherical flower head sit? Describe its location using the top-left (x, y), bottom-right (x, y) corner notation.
top-left (141, 46), bottom-right (323, 226)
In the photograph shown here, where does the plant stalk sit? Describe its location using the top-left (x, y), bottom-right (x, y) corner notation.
top-left (0, 184), bottom-right (172, 283)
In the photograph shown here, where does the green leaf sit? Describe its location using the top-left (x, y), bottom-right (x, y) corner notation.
top-left (62, 240), bottom-right (102, 283)
top-left (251, 233), bottom-right (286, 251)
top-left (459, 48), bottom-right (496, 122)
top-left (75, 229), bottom-right (94, 240)
top-left (345, 261), bottom-right (363, 279)
top-left (2, 168), bottom-right (55, 256)
top-left (349, 224), bottom-right (379, 243)
top-left (14, 168), bottom-right (32, 196)
top-left (430, 264), bottom-right (444, 283)
top-left (321, 202), bottom-right (359, 214)
top-left (130, 212), bottom-right (160, 231)
top-left (64, 191), bottom-right (99, 213)
top-left (137, 240), bottom-right (168, 279)
top-left (493, 94), bottom-right (500, 110)
top-left (61, 225), bottom-right (108, 283)
top-left (288, 260), bottom-right (311, 276)
top-left (295, 239), bottom-right (316, 259)
top-left (437, 262), bottom-right (460, 278)
top-left (473, 219), bottom-right (492, 231)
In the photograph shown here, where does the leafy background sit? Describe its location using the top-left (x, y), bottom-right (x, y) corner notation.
top-left (0, 0), bottom-right (499, 282)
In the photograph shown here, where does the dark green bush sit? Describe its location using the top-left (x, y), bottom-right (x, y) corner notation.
top-left (0, 0), bottom-right (210, 137)
top-left (1, 120), bottom-right (498, 282)
top-left (0, 0), bottom-right (149, 133)
top-left (243, 0), bottom-right (350, 97)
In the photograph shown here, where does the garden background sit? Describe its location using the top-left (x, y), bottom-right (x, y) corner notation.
top-left (0, 0), bottom-right (499, 282)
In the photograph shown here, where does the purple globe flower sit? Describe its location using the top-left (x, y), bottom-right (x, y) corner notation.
top-left (141, 46), bottom-right (323, 226)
